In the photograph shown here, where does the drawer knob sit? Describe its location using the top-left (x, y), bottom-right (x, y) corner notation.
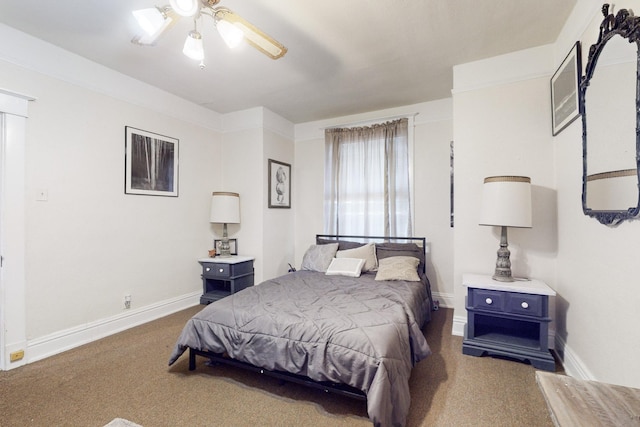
top-left (521, 302), bottom-right (529, 309)
top-left (219, 268), bottom-right (224, 273)
top-left (205, 267), bottom-right (210, 272)
top-left (485, 297), bottom-right (493, 305)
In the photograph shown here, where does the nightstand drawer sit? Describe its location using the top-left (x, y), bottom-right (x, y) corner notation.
top-left (506, 293), bottom-right (544, 317)
top-left (468, 288), bottom-right (506, 312)
top-left (202, 263), bottom-right (230, 278)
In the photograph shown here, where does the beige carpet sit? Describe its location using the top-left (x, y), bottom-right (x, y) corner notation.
top-left (0, 306), bottom-right (555, 426)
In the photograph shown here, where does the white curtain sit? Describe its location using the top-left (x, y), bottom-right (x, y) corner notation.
top-left (324, 118), bottom-right (412, 237)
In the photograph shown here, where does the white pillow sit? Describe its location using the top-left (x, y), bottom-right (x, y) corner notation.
top-left (336, 243), bottom-right (378, 272)
top-left (325, 257), bottom-right (366, 278)
top-left (374, 256), bottom-right (421, 281)
top-left (300, 243), bottom-right (339, 272)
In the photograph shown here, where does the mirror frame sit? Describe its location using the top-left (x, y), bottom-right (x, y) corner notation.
top-left (580, 4), bottom-right (640, 225)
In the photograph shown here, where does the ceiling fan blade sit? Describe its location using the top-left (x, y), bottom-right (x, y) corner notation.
top-left (216, 8), bottom-right (287, 60)
top-left (131, 8), bottom-right (178, 46)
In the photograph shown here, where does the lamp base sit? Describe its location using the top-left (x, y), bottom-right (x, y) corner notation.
top-left (492, 226), bottom-right (514, 282)
top-left (492, 270), bottom-right (514, 282)
top-left (219, 222), bottom-right (232, 257)
top-left (219, 239), bottom-right (231, 257)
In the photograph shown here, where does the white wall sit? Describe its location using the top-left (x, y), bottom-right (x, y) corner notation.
top-left (221, 107), bottom-right (295, 284)
top-left (263, 128), bottom-right (295, 280)
top-left (24, 75), bottom-right (221, 338)
top-left (0, 24), bottom-right (296, 368)
top-left (452, 0), bottom-right (640, 388)
top-left (551, 0), bottom-right (640, 387)
top-left (294, 100), bottom-right (455, 304)
top-left (0, 24), bottom-right (224, 366)
top-left (221, 110), bottom-right (264, 282)
top-left (451, 45), bottom-right (558, 336)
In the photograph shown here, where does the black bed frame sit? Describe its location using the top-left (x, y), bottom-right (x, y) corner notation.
top-left (187, 234), bottom-right (428, 402)
top-left (188, 348), bottom-right (367, 400)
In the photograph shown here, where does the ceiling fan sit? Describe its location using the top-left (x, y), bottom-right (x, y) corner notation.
top-left (131, 0), bottom-right (287, 67)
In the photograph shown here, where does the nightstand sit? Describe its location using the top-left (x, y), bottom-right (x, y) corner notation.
top-left (462, 273), bottom-right (556, 371)
top-left (198, 256), bottom-right (254, 304)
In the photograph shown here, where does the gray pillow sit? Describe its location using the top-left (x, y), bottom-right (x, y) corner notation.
top-left (301, 243), bottom-right (339, 272)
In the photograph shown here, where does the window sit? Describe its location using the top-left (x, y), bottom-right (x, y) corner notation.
top-left (324, 118), bottom-right (412, 237)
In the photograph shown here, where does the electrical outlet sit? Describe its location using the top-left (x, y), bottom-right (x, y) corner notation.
top-left (36, 188), bottom-right (48, 201)
top-left (10, 350), bottom-right (24, 362)
top-left (124, 295), bottom-right (131, 310)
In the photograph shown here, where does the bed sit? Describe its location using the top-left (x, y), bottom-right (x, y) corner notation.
top-left (168, 235), bottom-right (434, 427)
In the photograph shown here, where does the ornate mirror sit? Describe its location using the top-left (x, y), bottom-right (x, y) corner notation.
top-left (581, 4), bottom-right (640, 225)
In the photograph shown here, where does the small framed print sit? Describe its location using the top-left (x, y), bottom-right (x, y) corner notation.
top-left (551, 41), bottom-right (582, 136)
top-left (268, 159), bottom-right (291, 208)
top-left (125, 126), bottom-right (179, 196)
top-left (214, 239), bottom-right (237, 256)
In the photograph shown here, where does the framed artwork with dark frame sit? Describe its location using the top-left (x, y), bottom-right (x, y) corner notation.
top-left (268, 159), bottom-right (291, 208)
top-left (125, 126), bottom-right (179, 196)
top-left (551, 41), bottom-right (582, 136)
top-left (214, 239), bottom-right (237, 256)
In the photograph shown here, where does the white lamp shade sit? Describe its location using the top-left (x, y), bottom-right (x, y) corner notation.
top-left (183, 31), bottom-right (204, 60)
top-left (217, 20), bottom-right (244, 49)
top-left (169, 0), bottom-right (199, 17)
top-left (132, 8), bottom-right (166, 36)
top-left (479, 176), bottom-right (532, 228)
top-left (210, 192), bottom-right (240, 224)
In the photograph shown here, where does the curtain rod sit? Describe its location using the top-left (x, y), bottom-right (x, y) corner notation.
top-left (322, 112), bottom-right (419, 130)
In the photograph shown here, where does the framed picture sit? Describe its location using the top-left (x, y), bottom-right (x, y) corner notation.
top-left (268, 159), bottom-right (291, 208)
top-left (214, 239), bottom-right (237, 256)
top-left (125, 126), bottom-right (179, 196)
top-left (551, 41), bottom-right (582, 136)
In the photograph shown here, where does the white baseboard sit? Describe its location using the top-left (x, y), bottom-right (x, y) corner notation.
top-left (24, 291), bottom-right (201, 367)
top-left (432, 291), bottom-right (455, 309)
top-left (452, 315), bottom-right (466, 336)
top-left (555, 335), bottom-right (594, 381)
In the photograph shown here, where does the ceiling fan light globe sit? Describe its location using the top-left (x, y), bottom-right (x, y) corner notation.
top-left (170, 0), bottom-right (200, 17)
top-left (132, 8), bottom-right (166, 36)
top-left (217, 20), bottom-right (244, 49)
top-left (183, 31), bottom-right (204, 60)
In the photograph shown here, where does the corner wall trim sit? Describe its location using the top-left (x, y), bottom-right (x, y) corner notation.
top-left (25, 292), bottom-right (201, 367)
top-left (555, 335), bottom-right (595, 381)
top-left (452, 315), bottom-right (466, 337)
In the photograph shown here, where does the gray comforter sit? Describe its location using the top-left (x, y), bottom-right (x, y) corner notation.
top-left (168, 270), bottom-right (432, 427)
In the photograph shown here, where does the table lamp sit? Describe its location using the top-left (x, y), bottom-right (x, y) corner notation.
top-left (210, 191), bottom-right (240, 257)
top-left (479, 176), bottom-right (532, 282)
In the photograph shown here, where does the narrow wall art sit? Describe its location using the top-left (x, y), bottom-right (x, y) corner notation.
top-left (268, 159), bottom-right (291, 208)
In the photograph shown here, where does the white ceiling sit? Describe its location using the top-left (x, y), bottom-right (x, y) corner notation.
top-left (0, 0), bottom-right (576, 124)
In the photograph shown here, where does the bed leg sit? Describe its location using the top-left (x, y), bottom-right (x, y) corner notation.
top-left (189, 348), bottom-right (196, 371)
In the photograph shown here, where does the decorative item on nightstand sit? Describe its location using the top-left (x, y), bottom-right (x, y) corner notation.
top-left (210, 191), bottom-right (240, 257)
top-left (479, 176), bottom-right (532, 282)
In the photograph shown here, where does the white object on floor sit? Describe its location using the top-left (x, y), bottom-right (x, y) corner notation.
top-left (104, 418), bottom-right (142, 427)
